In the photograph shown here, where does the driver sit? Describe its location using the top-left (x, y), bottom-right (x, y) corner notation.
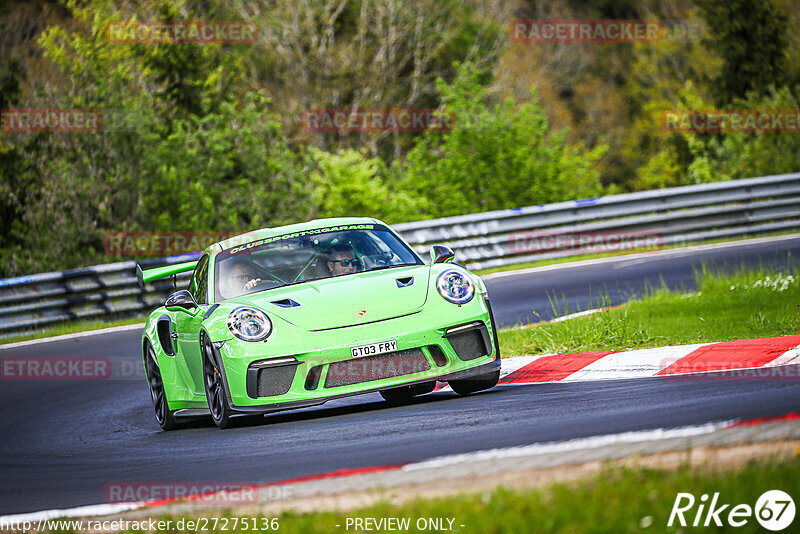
top-left (326, 244), bottom-right (359, 276)
top-left (227, 258), bottom-right (262, 294)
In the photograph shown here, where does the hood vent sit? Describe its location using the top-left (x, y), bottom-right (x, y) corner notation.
top-left (271, 298), bottom-right (301, 308)
top-left (396, 276), bottom-right (414, 288)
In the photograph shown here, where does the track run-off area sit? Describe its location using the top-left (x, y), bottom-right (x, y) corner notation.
top-left (1, 235), bottom-right (800, 516)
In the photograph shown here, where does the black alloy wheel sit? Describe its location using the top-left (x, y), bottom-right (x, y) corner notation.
top-left (144, 341), bottom-right (178, 431)
top-left (202, 335), bottom-right (233, 429)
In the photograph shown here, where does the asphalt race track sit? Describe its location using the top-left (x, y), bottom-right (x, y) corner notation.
top-left (2, 237), bottom-right (800, 515)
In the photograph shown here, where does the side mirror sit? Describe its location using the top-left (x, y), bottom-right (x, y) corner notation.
top-left (165, 290), bottom-right (198, 312)
top-left (430, 245), bottom-right (455, 264)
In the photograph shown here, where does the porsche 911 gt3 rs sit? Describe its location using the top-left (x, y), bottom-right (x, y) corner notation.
top-left (137, 218), bottom-right (500, 430)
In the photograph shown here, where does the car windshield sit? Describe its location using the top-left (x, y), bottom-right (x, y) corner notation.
top-left (214, 223), bottom-right (422, 300)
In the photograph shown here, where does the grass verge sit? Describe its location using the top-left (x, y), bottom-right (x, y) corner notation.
top-left (499, 265), bottom-right (800, 357)
top-left (0, 315), bottom-right (146, 345)
top-left (115, 454), bottom-right (800, 534)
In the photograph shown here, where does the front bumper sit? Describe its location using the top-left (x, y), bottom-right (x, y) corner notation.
top-left (230, 359), bottom-right (500, 414)
top-left (216, 297), bottom-right (499, 411)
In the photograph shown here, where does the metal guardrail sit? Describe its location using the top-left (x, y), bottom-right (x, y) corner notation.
top-left (2, 173), bottom-right (799, 337)
top-left (393, 172), bottom-right (800, 269)
top-left (0, 256), bottom-right (197, 337)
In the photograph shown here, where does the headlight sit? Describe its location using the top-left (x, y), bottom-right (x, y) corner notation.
top-left (436, 269), bottom-right (474, 304)
top-left (227, 306), bottom-right (272, 342)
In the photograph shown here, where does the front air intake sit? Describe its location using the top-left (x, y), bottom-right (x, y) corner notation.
top-left (445, 322), bottom-right (492, 361)
top-left (246, 358), bottom-right (299, 398)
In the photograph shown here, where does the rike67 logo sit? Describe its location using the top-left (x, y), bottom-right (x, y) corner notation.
top-left (669, 490), bottom-right (795, 531)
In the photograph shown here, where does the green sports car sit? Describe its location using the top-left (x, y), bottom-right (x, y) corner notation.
top-left (137, 218), bottom-right (501, 430)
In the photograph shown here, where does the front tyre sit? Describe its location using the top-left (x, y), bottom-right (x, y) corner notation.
top-left (449, 368), bottom-right (500, 396)
top-left (202, 335), bottom-right (233, 429)
top-left (380, 381), bottom-right (436, 404)
top-left (144, 341), bottom-right (178, 431)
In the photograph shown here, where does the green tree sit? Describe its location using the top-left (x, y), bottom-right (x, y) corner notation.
top-left (682, 85), bottom-right (800, 182)
top-left (394, 63), bottom-right (607, 218)
top-left (624, 25), bottom-right (722, 190)
top-left (307, 148), bottom-right (425, 223)
top-left (696, 0), bottom-right (790, 104)
top-left (230, 0), bottom-right (504, 159)
top-left (0, 0), bottom-right (309, 276)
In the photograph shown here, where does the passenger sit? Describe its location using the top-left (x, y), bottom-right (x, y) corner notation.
top-left (326, 245), bottom-right (360, 276)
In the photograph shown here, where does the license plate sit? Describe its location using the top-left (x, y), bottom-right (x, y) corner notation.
top-left (350, 340), bottom-right (398, 358)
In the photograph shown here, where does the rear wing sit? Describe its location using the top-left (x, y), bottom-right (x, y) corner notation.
top-left (136, 260), bottom-right (198, 288)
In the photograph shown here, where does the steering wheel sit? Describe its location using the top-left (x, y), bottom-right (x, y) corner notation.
top-left (255, 277), bottom-right (285, 288)
top-left (248, 263), bottom-right (287, 285)
top-left (361, 252), bottom-right (396, 270)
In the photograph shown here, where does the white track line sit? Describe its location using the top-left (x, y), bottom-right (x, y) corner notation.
top-left (0, 323), bottom-right (145, 351)
top-left (1, 421), bottom-right (732, 523)
top-left (548, 308), bottom-right (603, 323)
top-left (402, 421), bottom-right (729, 471)
top-left (0, 503), bottom-right (143, 524)
top-left (483, 233), bottom-right (800, 280)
